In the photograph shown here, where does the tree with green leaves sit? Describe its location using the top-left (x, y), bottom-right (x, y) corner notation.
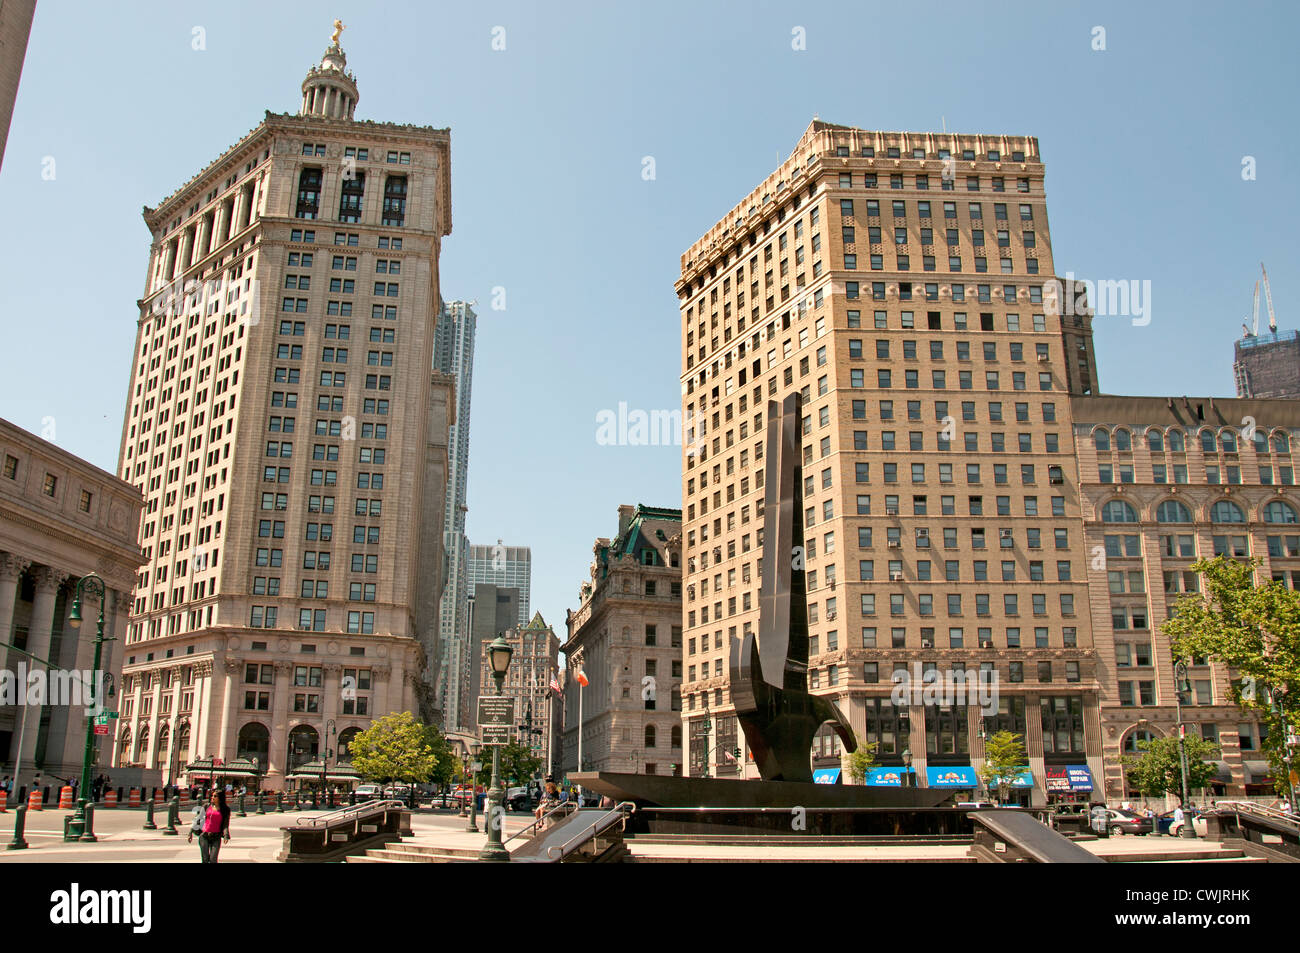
top-left (1164, 555), bottom-right (1300, 797)
top-left (474, 741), bottom-right (542, 787)
top-left (846, 735), bottom-right (878, 783)
top-left (1121, 732), bottom-right (1221, 803)
top-left (348, 711), bottom-right (438, 788)
top-left (978, 730), bottom-right (1028, 803)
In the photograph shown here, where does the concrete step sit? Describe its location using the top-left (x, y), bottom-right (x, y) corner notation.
top-left (375, 842), bottom-right (482, 859)
top-left (1102, 847), bottom-right (1255, 863)
top-left (627, 834), bottom-right (972, 847)
top-left (347, 848), bottom-right (468, 863)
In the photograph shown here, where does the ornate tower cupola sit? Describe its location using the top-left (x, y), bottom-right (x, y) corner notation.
top-left (300, 19), bottom-right (359, 120)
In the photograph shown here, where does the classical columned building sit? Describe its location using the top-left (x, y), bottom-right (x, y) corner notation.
top-left (0, 418), bottom-right (143, 786)
top-left (111, 26), bottom-right (453, 789)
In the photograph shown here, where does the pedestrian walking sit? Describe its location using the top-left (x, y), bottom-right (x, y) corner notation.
top-left (192, 790), bottom-right (231, 863)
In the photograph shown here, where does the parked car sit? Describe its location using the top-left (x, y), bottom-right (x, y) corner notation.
top-left (1157, 809), bottom-right (1207, 836)
top-left (354, 784), bottom-right (382, 802)
top-left (1106, 808), bottom-right (1154, 835)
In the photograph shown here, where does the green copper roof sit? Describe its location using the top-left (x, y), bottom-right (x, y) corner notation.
top-left (522, 611), bottom-right (549, 630)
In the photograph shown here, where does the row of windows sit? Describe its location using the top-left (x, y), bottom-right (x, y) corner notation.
top-left (286, 229), bottom-right (403, 251)
top-left (835, 171), bottom-right (1032, 193)
top-left (1099, 498), bottom-right (1298, 525)
top-left (1094, 426), bottom-right (1292, 455)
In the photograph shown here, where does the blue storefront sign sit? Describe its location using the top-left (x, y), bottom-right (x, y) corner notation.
top-left (989, 770), bottom-right (1035, 789)
top-left (1066, 765), bottom-right (1094, 792)
top-left (865, 767), bottom-right (914, 786)
top-left (926, 766), bottom-right (978, 787)
top-left (812, 768), bottom-right (841, 784)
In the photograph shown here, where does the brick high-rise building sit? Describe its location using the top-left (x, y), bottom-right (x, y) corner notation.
top-left (111, 27), bottom-right (453, 789)
top-left (678, 121), bottom-right (1104, 803)
top-left (1073, 394), bottom-right (1300, 800)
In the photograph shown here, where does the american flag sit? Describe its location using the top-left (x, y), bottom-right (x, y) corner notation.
top-left (548, 674), bottom-right (562, 697)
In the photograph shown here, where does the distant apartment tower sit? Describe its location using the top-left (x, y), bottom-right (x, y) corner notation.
top-left (1233, 330), bottom-right (1300, 399)
top-left (433, 299), bottom-right (477, 723)
top-left (112, 29), bottom-right (453, 788)
top-left (678, 121), bottom-right (1104, 802)
top-left (468, 542), bottom-right (531, 624)
top-left (462, 582), bottom-right (520, 730)
top-left (562, 504), bottom-right (683, 777)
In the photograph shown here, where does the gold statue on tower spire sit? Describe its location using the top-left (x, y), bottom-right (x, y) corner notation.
top-left (331, 18), bottom-right (344, 46)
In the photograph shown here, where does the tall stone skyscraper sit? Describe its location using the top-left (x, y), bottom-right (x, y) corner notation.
top-left (112, 26), bottom-right (454, 788)
top-left (433, 299), bottom-right (476, 725)
top-left (678, 121), bottom-right (1104, 802)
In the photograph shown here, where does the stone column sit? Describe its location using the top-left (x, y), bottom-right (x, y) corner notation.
top-left (167, 667), bottom-right (183, 783)
top-left (907, 704), bottom-right (928, 785)
top-left (372, 664), bottom-right (391, 717)
top-left (270, 660), bottom-right (293, 778)
top-left (217, 658), bottom-right (239, 761)
top-left (42, 588), bottom-right (81, 778)
top-left (0, 553), bottom-right (29, 663)
top-left (213, 203), bottom-right (230, 250)
top-left (192, 659), bottom-right (213, 759)
top-left (127, 673), bottom-right (144, 766)
top-left (18, 567), bottom-right (65, 767)
top-left (195, 215), bottom-right (211, 263)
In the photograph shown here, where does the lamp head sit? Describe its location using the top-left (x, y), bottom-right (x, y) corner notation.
top-left (488, 634), bottom-right (513, 677)
top-left (69, 598), bottom-right (82, 629)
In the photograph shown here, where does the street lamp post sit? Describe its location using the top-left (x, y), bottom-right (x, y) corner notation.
top-left (902, 748), bottom-right (913, 789)
top-left (478, 634), bottom-right (513, 862)
top-left (465, 744), bottom-right (481, 832)
top-left (1173, 660), bottom-right (1197, 839)
top-left (65, 573), bottom-right (112, 843)
top-left (321, 718), bottom-right (335, 809)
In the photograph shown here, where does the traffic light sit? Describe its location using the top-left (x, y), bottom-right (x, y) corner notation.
top-left (733, 746), bottom-right (742, 758)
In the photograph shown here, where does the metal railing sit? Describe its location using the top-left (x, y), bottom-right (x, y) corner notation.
top-left (503, 800), bottom-right (577, 846)
top-left (544, 802), bottom-right (637, 861)
top-left (1212, 799), bottom-right (1298, 826)
top-left (294, 799), bottom-right (406, 829)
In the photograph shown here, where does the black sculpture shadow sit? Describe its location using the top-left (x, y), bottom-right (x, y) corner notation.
top-left (728, 392), bottom-right (856, 781)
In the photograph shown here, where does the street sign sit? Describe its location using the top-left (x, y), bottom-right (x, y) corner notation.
top-left (480, 725), bottom-right (512, 746)
top-left (477, 697), bottom-right (515, 728)
top-left (106, 710), bottom-right (119, 720)
top-left (93, 724), bottom-right (108, 736)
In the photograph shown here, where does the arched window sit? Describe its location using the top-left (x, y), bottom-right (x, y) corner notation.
top-left (1274, 432), bottom-right (1291, 454)
top-left (1102, 500), bottom-right (1138, 523)
top-left (117, 729), bottom-right (132, 766)
top-left (135, 725), bottom-right (150, 766)
top-left (338, 726), bottom-right (360, 761)
top-left (176, 724), bottom-right (191, 769)
top-left (671, 725), bottom-right (682, 749)
top-left (1156, 500), bottom-right (1192, 523)
top-left (1093, 428), bottom-right (1111, 451)
top-left (287, 724), bottom-right (319, 772)
top-left (1168, 429), bottom-right (1185, 452)
top-left (1200, 429), bottom-right (1217, 453)
top-left (1115, 428), bottom-right (1132, 451)
top-left (1254, 431), bottom-right (1269, 454)
top-left (238, 722), bottom-right (270, 764)
top-left (155, 725), bottom-right (170, 771)
top-left (1221, 431), bottom-right (1238, 453)
top-left (1147, 429), bottom-right (1163, 452)
top-left (1264, 501), bottom-right (1298, 524)
top-left (644, 725), bottom-right (657, 748)
top-left (1123, 729), bottom-right (1156, 753)
top-left (1210, 500), bottom-right (1245, 523)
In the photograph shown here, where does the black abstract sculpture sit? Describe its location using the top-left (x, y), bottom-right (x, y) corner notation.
top-left (729, 392), bottom-right (856, 781)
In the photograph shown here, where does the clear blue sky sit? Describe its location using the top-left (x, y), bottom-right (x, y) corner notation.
top-left (2, 0), bottom-right (1297, 645)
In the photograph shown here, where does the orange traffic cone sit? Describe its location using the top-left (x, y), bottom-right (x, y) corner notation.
top-left (58, 786), bottom-right (74, 809)
top-left (0, 790), bottom-right (7, 812)
top-left (105, 789), bottom-right (118, 807)
top-left (128, 787), bottom-right (141, 808)
top-left (27, 788), bottom-right (42, 812)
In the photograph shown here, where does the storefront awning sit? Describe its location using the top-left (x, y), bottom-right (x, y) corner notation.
top-left (1244, 760), bottom-right (1274, 783)
top-left (1046, 765), bottom-right (1094, 793)
top-left (865, 766), bottom-right (914, 786)
top-left (184, 757), bottom-right (262, 778)
top-left (812, 768), bottom-right (841, 784)
top-left (926, 766), bottom-right (978, 787)
top-left (285, 760), bottom-right (361, 782)
top-left (988, 770), bottom-right (1034, 789)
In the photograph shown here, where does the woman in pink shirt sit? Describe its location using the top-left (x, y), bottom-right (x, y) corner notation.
top-left (196, 790), bottom-right (231, 863)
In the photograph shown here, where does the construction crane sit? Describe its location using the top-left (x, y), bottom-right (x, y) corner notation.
top-left (1245, 279), bottom-right (1260, 339)
top-left (1261, 262), bottom-right (1278, 334)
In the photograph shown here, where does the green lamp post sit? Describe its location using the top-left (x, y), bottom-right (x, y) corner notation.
top-left (478, 633), bottom-right (514, 862)
top-left (64, 573), bottom-right (112, 842)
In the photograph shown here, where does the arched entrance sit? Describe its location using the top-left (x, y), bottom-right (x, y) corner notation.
top-left (238, 722), bottom-right (270, 765)
top-left (287, 724), bottom-right (319, 773)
